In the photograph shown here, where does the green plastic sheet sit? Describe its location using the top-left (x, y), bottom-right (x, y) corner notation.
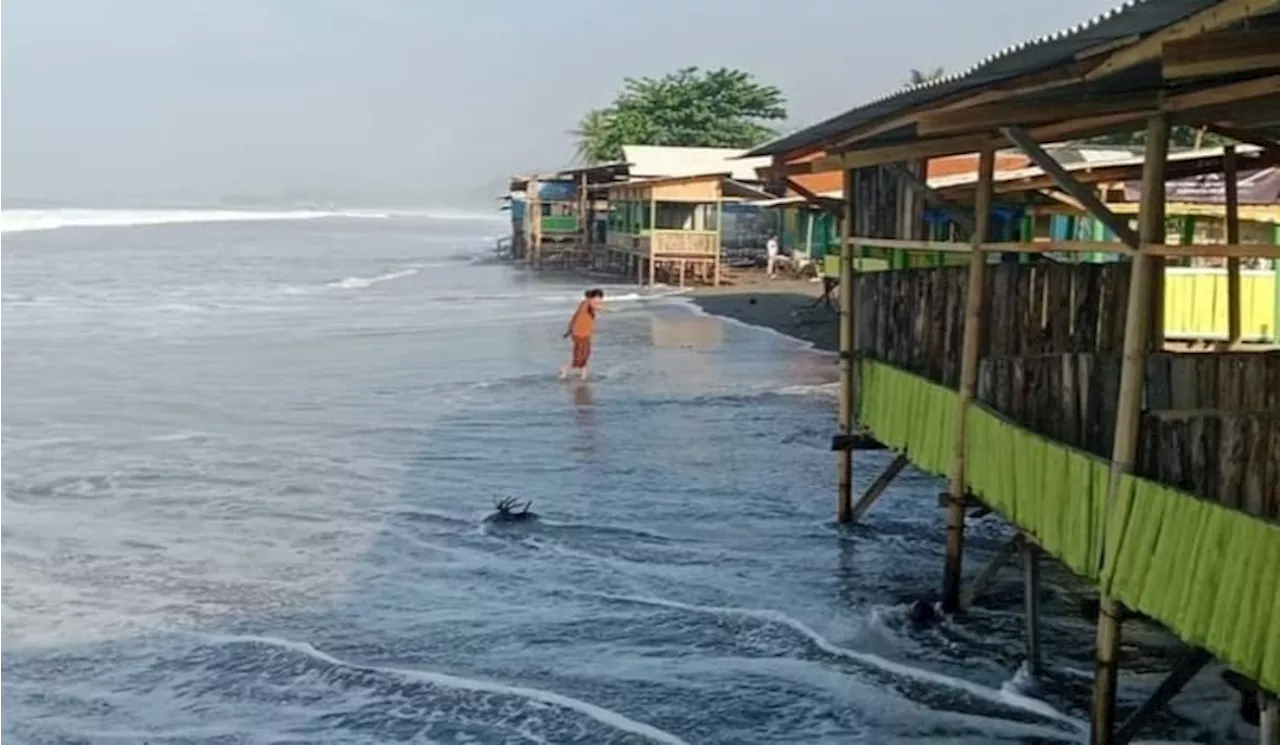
top-left (855, 359), bottom-right (1280, 692)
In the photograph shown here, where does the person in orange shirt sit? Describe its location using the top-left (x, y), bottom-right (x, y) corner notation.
top-left (559, 289), bottom-right (604, 380)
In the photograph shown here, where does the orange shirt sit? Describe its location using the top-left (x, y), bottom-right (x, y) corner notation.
top-left (569, 300), bottom-right (596, 339)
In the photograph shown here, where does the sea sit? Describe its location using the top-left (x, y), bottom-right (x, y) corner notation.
top-left (1, 209), bottom-right (1252, 744)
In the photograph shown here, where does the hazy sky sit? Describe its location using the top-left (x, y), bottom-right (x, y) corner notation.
top-left (3, 0), bottom-right (1120, 208)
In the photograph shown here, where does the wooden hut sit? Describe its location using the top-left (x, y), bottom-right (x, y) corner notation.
top-left (598, 173), bottom-right (770, 287)
top-left (748, 0), bottom-right (1280, 741)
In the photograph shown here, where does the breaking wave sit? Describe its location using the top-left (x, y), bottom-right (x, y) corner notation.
top-left (0, 208), bottom-right (391, 234)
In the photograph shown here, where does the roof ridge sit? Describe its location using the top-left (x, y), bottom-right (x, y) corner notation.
top-left (862, 0), bottom-right (1146, 109)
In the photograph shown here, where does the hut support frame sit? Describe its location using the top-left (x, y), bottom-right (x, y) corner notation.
top-left (1224, 144), bottom-right (1242, 345)
top-left (941, 145), bottom-right (995, 612)
top-left (1092, 112), bottom-right (1170, 745)
top-left (1112, 647), bottom-right (1212, 745)
top-left (1023, 542), bottom-right (1043, 679)
top-left (1260, 694), bottom-right (1279, 745)
top-left (960, 536), bottom-right (1020, 612)
top-left (849, 453), bottom-right (909, 523)
top-left (836, 168), bottom-right (856, 523)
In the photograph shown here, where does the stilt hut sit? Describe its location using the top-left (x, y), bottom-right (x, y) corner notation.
top-left (598, 172), bottom-right (770, 286)
top-left (749, 1), bottom-right (1280, 741)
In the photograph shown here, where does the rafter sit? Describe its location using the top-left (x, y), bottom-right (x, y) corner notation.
top-left (1085, 0), bottom-right (1280, 81)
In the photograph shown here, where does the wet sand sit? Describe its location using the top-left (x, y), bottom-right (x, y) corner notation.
top-left (692, 272), bottom-right (838, 352)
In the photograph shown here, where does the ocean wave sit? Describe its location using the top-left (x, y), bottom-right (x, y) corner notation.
top-left (590, 592), bottom-right (1086, 736)
top-left (326, 268), bottom-right (420, 290)
top-left (200, 633), bottom-right (692, 745)
top-left (0, 208), bottom-right (393, 234)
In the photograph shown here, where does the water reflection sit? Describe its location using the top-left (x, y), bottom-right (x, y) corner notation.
top-left (570, 381), bottom-right (595, 457)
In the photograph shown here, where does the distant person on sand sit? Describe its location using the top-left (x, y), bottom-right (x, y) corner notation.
top-left (766, 234), bottom-right (780, 278)
top-left (559, 289), bottom-right (604, 380)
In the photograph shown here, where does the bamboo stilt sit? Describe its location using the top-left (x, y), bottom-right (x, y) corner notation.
top-left (836, 168), bottom-right (856, 523)
top-left (1023, 541), bottom-right (1042, 679)
top-left (941, 145), bottom-right (996, 613)
top-left (959, 536), bottom-right (1020, 611)
top-left (1225, 145), bottom-right (1242, 345)
top-left (1113, 647), bottom-right (1211, 744)
top-left (1092, 112), bottom-right (1169, 745)
top-left (1260, 693), bottom-right (1278, 745)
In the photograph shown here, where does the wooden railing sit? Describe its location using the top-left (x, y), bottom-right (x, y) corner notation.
top-left (647, 230), bottom-right (718, 257)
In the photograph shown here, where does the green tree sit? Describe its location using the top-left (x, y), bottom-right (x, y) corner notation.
top-left (571, 67), bottom-right (786, 163)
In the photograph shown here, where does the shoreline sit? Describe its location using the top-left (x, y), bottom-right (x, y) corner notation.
top-left (688, 274), bottom-right (839, 354)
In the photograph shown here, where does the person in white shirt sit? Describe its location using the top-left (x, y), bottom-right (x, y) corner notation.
top-left (765, 235), bottom-right (780, 278)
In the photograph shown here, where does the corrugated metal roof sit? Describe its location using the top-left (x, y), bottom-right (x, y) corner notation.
top-left (623, 145), bottom-right (771, 181)
top-left (745, 0), bottom-right (1221, 158)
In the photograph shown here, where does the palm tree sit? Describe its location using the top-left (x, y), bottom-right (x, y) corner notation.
top-left (905, 67), bottom-right (946, 87)
top-left (569, 109), bottom-right (615, 165)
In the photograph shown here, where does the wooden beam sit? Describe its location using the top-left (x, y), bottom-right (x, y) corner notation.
top-left (849, 453), bottom-right (909, 523)
top-left (980, 240), bottom-right (1133, 256)
top-left (1092, 112), bottom-right (1170, 745)
top-left (1086, 0), bottom-right (1280, 80)
top-left (1113, 647), bottom-right (1213, 745)
top-left (959, 536), bottom-right (1020, 611)
top-left (887, 163), bottom-right (976, 232)
top-left (848, 237), bottom-right (973, 253)
top-left (1205, 122), bottom-right (1280, 156)
top-left (941, 145), bottom-right (996, 614)
top-left (1163, 27), bottom-right (1280, 80)
top-left (1040, 189), bottom-right (1087, 212)
top-left (842, 133), bottom-right (996, 169)
top-left (1002, 126), bottom-right (1140, 247)
top-left (784, 178), bottom-right (844, 217)
top-left (1162, 74), bottom-right (1280, 114)
top-left (1226, 145), bottom-right (1243, 346)
top-left (918, 95), bottom-right (1157, 137)
top-left (1152, 242), bottom-right (1280, 259)
top-left (837, 112), bottom-right (1150, 170)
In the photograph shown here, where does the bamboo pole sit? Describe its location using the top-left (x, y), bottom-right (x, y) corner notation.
top-left (940, 145), bottom-right (996, 612)
top-left (836, 168), bottom-right (856, 523)
top-left (1260, 693), bottom-right (1278, 745)
top-left (1092, 113), bottom-right (1169, 745)
top-left (1024, 542), bottom-right (1042, 678)
top-left (1225, 145), bottom-right (1242, 345)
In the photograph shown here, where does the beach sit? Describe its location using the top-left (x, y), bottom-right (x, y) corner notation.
top-left (2, 212), bottom-right (1247, 744)
top-left (692, 274), bottom-right (839, 353)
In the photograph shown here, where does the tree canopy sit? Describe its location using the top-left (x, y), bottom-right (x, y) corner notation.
top-left (571, 67), bottom-right (787, 164)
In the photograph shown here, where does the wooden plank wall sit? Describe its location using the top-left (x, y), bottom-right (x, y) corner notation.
top-left (854, 262), bottom-right (1132, 387)
top-left (855, 261), bottom-right (1279, 520)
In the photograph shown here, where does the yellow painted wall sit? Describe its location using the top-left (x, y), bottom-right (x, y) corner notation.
top-left (1163, 269), bottom-right (1277, 340)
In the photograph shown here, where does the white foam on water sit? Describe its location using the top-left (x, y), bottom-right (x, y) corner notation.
top-left (594, 593), bottom-right (1087, 737)
top-left (203, 633), bottom-right (692, 745)
top-left (0, 208), bottom-right (393, 234)
top-left (326, 268), bottom-right (420, 290)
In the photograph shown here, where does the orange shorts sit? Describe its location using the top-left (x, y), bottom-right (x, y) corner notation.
top-left (571, 336), bottom-right (592, 368)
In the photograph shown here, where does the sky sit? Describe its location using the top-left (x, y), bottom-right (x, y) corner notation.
top-left (2, 0), bottom-right (1122, 209)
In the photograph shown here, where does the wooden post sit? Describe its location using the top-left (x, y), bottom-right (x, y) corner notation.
top-left (1275, 225), bottom-right (1280, 343)
top-left (580, 172), bottom-right (591, 268)
top-left (714, 198), bottom-right (723, 287)
top-left (940, 145), bottom-right (996, 612)
top-left (1225, 144), bottom-right (1242, 345)
top-left (1260, 693), bottom-right (1279, 745)
top-left (836, 168), bottom-right (856, 523)
top-left (1092, 113), bottom-right (1169, 745)
top-left (1024, 542), bottom-right (1042, 679)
